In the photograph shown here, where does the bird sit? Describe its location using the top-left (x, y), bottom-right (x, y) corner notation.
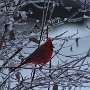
top-left (11, 38), bottom-right (54, 72)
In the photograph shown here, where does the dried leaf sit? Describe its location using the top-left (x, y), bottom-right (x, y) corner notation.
top-left (70, 46), bottom-right (73, 52)
top-left (29, 37), bottom-right (39, 44)
top-left (15, 72), bottom-right (21, 83)
top-left (0, 36), bottom-right (4, 49)
top-left (4, 24), bottom-right (9, 32)
top-left (9, 30), bottom-right (15, 40)
top-left (18, 55), bottom-right (24, 59)
top-left (75, 38), bottom-right (79, 47)
top-left (53, 84), bottom-right (58, 90)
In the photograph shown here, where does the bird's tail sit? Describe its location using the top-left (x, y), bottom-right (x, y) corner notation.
top-left (10, 61), bottom-right (25, 73)
top-left (10, 56), bottom-right (31, 73)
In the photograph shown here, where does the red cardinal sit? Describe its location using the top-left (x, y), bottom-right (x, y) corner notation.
top-left (11, 38), bottom-right (54, 71)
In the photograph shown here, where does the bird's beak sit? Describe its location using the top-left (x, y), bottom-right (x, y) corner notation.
top-left (52, 44), bottom-right (55, 48)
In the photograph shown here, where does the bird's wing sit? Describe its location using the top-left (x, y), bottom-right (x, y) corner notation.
top-left (26, 46), bottom-right (48, 60)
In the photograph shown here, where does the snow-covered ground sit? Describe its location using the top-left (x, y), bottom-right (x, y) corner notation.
top-left (0, 10), bottom-right (90, 90)
top-left (49, 19), bottom-right (90, 90)
top-left (13, 18), bottom-right (90, 90)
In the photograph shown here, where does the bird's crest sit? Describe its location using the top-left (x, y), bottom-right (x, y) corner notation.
top-left (45, 38), bottom-right (52, 45)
